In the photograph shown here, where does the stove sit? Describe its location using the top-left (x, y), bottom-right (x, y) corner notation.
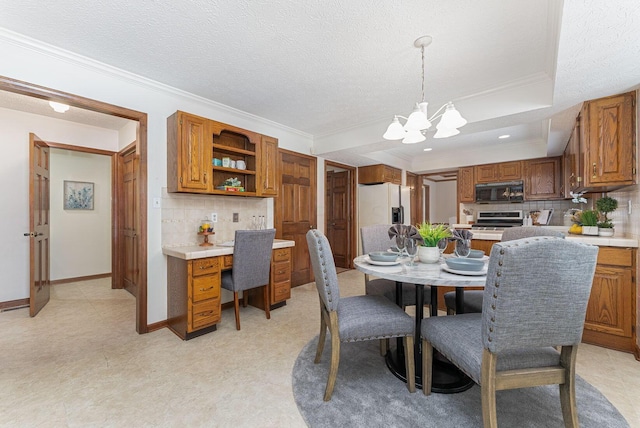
top-left (471, 210), bottom-right (524, 230)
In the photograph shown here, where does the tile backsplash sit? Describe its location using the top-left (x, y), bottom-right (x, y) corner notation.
top-left (161, 188), bottom-right (271, 247)
top-left (460, 200), bottom-right (583, 226)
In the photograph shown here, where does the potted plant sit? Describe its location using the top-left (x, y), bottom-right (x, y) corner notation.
top-left (416, 222), bottom-right (452, 263)
top-left (596, 196), bottom-right (618, 237)
top-left (579, 209), bottom-right (599, 236)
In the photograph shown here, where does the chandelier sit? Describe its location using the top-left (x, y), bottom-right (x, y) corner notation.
top-left (383, 35), bottom-right (467, 144)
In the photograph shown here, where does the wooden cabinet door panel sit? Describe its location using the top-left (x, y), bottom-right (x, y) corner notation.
top-left (584, 266), bottom-right (632, 338)
top-left (258, 135), bottom-right (278, 196)
top-left (524, 157), bottom-right (562, 200)
top-left (457, 167), bottom-right (475, 203)
top-left (179, 113), bottom-right (210, 192)
top-left (585, 92), bottom-right (635, 187)
top-left (498, 161), bottom-right (522, 181)
top-left (475, 164), bottom-right (497, 183)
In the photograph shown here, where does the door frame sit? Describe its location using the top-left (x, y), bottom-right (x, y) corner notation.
top-left (1, 75), bottom-right (149, 334)
top-left (324, 160), bottom-right (356, 268)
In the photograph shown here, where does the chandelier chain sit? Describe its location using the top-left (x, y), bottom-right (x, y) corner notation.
top-left (421, 45), bottom-right (425, 102)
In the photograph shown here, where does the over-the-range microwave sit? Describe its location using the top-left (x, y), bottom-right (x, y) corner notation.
top-left (475, 181), bottom-right (524, 203)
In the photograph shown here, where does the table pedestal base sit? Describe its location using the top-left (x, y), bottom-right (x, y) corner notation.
top-left (385, 349), bottom-right (475, 394)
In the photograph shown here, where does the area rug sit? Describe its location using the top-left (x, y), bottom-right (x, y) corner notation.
top-left (292, 337), bottom-right (629, 428)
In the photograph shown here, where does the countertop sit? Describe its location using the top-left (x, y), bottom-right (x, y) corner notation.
top-left (451, 224), bottom-right (637, 248)
top-left (162, 239), bottom-right (295, 260)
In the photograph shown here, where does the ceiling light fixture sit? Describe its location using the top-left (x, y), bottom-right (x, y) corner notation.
top-left (383, 35), bottom-right (466, 144)
top-left (423, 148), bottom-right (433, 152)
top-left (49, 101), bottom-right (70, 113)
top-left (498, 134), bottom-right (510, 139)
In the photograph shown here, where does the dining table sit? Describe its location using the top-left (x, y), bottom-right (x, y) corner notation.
top-left (354, 253), bottom-right (488, 393)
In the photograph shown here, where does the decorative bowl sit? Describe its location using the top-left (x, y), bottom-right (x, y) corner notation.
top-left (468, 249), bottom-right (485, 259)
top-left (368, 251), bottom-right (399, 262)
top-left (445, 258), bottom-right (485, 272)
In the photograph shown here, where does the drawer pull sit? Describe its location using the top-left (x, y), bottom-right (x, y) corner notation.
top-left (199, 265), bottom-right (213, 270)
top-left (278, 270), bottom-right (284, 274)
top-left (198, 311), bottom-right (213, 317)
top-left (199, 286), bottom-right (214, 291)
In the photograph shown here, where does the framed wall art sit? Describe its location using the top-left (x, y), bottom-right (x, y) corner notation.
top-left (64, 180), bottom-right (94, 210)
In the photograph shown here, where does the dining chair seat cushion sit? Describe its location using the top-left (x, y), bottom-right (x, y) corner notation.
top-left (337, 295), bottom-right (414, 342)
top-left (443, 290), bottom-right (483, 313)
top-left (366, 278), bottom-right (427, 307)
top-left (421, 313), bottom-right (561, 384)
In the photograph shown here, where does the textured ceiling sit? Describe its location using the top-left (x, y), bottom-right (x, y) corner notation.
top-left (0, 0), bottom-right (639, 171)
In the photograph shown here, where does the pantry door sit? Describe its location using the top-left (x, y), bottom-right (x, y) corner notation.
top-left (28, 133), bottom-right (51, 316)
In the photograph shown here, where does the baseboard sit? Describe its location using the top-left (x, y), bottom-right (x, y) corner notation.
top-left (147, 319), bottom-right (168, 332)
top-left (0, 298), bottom-right (29, 311)
top-left (50, 273), bottom-right (111, 285)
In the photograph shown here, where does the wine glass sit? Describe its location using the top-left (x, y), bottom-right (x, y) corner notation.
top-left (454, 238), bottom-right (472, 258)
top-left (437, 238), bottom-right (448, 262)
top-left (395, 234), bottom-right (406, 258)
top-left (405, 238), bottom-right (418, 266)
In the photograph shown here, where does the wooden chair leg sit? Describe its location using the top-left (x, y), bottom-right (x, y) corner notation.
top-left (404, 336), bottom-right (416, 393)
top-left (315, 305), bottom-right (327, 364)
top-left (422, 338), bottom-right (433, 396)
top-left (559, 346), bottom-right (579, 428)
top-left (242, 290), bottom-right (248, 307)
top-left (481, 349), bottom-right (498, 428)
top-left (446, 308), bottom-right (455, 315)
top-left (233, 291), bottom-right (241, 330)
top-left (263, 284), bottom-right (271, 320)
top-left (324, 312), bottom-right (340, 401)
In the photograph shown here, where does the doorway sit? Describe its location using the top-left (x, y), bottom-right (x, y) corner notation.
top-left (324, 161), bottom-right (356, 269)
top-left (1, 76), bottom-right (149, 334)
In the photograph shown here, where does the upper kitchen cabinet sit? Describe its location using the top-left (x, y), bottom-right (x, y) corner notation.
top-left (580, 91), bottom-right (637, 191)
top-left (167, 111), bottom-right (279, 197)
top-left (563, 115), bottom-right (582, 197)
top-left (457, 166), bottom-right (475, 203)
top-left (524, 157), bottom-right (563, 200)
top-left (474, 161), bottom-right (522, 183)
top-left (167, 111), bottom-right (210, 193)
top-left (258, 135), bottom-right (279, 196)
top-left (358, 164), bottom-right (402, 185)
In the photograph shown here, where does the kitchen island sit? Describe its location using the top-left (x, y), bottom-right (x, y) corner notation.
top-left (163, 239), bottom-right (295, 339)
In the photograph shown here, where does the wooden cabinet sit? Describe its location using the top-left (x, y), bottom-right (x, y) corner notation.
top-left (358, 164), bottom-right (402, 185)
top-left (167, 111), bottom-right (279, 197)
top-left (573, 91), bottom-right (636, 192)
top-left (524, 157), bottom-right (563, 200)
top-left (167, 256), bottom-right (222, 340)
top-left (258, 135), bottom-right (279, 196)
top-left (582, 247), bottom-right (636, 353)
top-left (563, 115), bottom-right (582, 197)
top-left (457, 166), bottom-right (475, 203)
top-left (245, 247), bottom-right (293, 310)
top-left (475, 161), bottom-right (522, 183)
top-left (167, 111), bottom-right (210, 193)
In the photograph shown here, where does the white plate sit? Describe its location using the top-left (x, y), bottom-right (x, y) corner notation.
top-left (218, 241), bottom-right (235, 247)
top-left (462, 255), bottom-right (490, 261)
top-left (365, 256), bottom-right (401, 266)
top-left (442, 265), bottom-right (487, 276)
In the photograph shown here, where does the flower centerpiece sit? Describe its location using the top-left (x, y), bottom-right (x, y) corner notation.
top-left (596, 196), bottom-right (618, 236)
top-left (416, 222), bottom-right (452, 263)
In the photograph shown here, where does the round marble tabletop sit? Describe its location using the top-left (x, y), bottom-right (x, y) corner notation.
top-left (354, 255), bottom-right (487, 287)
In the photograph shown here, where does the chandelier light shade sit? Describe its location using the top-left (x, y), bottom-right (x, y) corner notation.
top-left (383, 35), bottom-right (466, 144)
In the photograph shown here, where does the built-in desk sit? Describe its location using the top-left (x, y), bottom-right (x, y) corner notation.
top-left (163, 239), bottom-right (295, 340)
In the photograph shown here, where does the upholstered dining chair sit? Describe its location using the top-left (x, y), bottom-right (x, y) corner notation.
top-left (422, 237), bottom-right (598, 427)
top-left (221, 229), bottom-right (276, 330)
top-left (360, 224), bottom-right (427, 308)
top-left (444, 226), bottom-right (565, 314)
top-left (306, 229), bottom-right (416, 401)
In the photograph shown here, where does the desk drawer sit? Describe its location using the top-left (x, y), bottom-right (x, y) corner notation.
top-left (272, 261), bottom-right (290, 283)
top-left (223, 255), bottom-right (233, 269)
top-left (192, 258), bottom-right (219, 276)
top-left (272, 281), bottom-right (291, 301)
top-left (190, 300), bottom-right (220, 330)
top-left (272, 248), bottom-right (290, 263)
top-left (192, 275), bottom-right (220, 302)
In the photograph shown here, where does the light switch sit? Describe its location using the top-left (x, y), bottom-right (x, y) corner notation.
top-left (233, 213), bottom-right (239, 222)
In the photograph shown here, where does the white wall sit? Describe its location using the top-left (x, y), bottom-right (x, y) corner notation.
top-left (0, 108), bottom-right (118, 302)
top-left (50, 149), bottom-right (112, 280)
top-left (0, 30), bottom-right (314, 323)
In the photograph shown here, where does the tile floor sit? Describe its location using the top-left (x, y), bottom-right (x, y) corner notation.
top-left (1, 270), bottom-right (638, 427)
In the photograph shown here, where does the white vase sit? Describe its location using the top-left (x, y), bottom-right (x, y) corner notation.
top-left (598, 228), bottom-right (614, 237)
top-left (418, 246), bottom-right (440, 264)
top-left (582, 226), bottom-right (599, 236)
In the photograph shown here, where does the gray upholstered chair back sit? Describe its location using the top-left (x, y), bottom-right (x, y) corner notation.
top-left (230, 229), bottom-right (276, 291)
top-left (306, 229), bottom-right (340, 312)
top-left (360, 224), bottom-right (396, 254)
top-left (482, 237), bottom-right (598, 353)
top-left (501, 226), bottom-right (565, 242)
